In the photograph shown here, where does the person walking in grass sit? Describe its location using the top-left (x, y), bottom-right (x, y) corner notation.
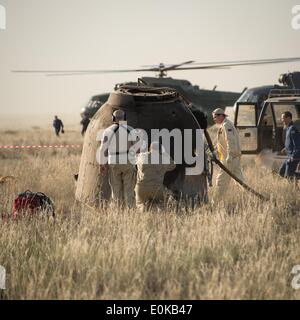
top-left (53, 115), bottom-right (64, 137)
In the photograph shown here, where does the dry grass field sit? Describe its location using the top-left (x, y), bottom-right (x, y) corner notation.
top-left (1, 126), bottom-right (300, 300)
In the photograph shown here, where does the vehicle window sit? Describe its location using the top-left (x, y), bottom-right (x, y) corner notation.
top-left (260, 103), bottom-right (273, 126)
top-left (271, 104), bottom-right (300, 127)
top-left (236, 104), bottom-right (256, 126)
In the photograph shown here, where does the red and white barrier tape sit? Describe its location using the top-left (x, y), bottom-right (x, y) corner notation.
top-left (0, 145), bottom-right (82, 149)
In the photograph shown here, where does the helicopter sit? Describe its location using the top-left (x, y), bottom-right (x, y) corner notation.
top-left (80, 74), bottom-right (242, 125)
top-left (12, 57), bottom-right (300, 125)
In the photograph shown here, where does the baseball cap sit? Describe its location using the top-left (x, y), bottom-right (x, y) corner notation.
top-left (212, 108), bottom-right (228, 116)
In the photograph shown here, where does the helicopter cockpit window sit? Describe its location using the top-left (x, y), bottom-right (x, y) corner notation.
top-left (182, 80), bottom-right (191, 86)
top-left (272, 104), bottom-right (300, 127)
top-left (236, 104), bottom-right (256, 126)
top-left (237, 90), bottom-right (259, 103)
top-left (87, 100), bottom-right (94, 108)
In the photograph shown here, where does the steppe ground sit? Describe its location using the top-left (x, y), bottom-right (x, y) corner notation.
top-left (1, 114), bottom-right (300, 300)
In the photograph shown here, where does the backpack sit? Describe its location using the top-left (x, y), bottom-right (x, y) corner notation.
top-left (107, 123), bottom-right (133, 154)
top-left (12, 190), bottom-right (55, 219)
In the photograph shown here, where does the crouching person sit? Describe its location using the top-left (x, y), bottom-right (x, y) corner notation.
top-left (135, 142), bottom-right (176, 211)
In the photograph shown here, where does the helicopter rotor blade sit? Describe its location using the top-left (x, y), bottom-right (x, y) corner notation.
top-left (12, 57), bottom-right (300, 76)
top-left (45, 71), bottom-right (148, 76)
top-left (140, 61), bottom-right (194, 69)
top-left (15, 66), bottom-right (229, 77)
top-left (45, 69), bottom-right (162, 76)
top-left (45, 67), bottom-right (230, 77)
top-left (162, 60), bottom-right (195, 71)
top-left (12, 61), bottom-right (195, 75)
top-left (184, 57), bottom-right (300, 69)
top-left (12, 68), bottom-right (155, 74)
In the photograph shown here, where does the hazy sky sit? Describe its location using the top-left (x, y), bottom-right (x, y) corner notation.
top-left (1, 0), bottom-right (300, 116)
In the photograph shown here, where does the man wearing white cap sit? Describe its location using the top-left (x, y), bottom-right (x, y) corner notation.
top-left (99, 109), bottom-right (136, 208)
top-left (212, 108), bottom-right (244, 200)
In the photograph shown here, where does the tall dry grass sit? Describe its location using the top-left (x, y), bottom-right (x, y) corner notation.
top-left (1, 129), bottom-right (300, 299)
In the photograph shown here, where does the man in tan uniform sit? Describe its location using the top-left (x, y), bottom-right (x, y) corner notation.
top-left (212, 108), bottom-right (244, 200)
top-left (99, 110), bottom-right (136, 208)
top-left (135, 142), bottom-right (176, 211)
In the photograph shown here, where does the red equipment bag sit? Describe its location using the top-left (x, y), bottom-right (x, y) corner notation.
top-left (12, 190), bottom-right (55, 219)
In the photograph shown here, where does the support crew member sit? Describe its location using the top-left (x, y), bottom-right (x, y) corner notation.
top-left (99, 110), bottom-right (136, 208)
top-left (53, 115), bottom-right (64, 137)
top-left (212, 108), bottom-right (244, 200)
